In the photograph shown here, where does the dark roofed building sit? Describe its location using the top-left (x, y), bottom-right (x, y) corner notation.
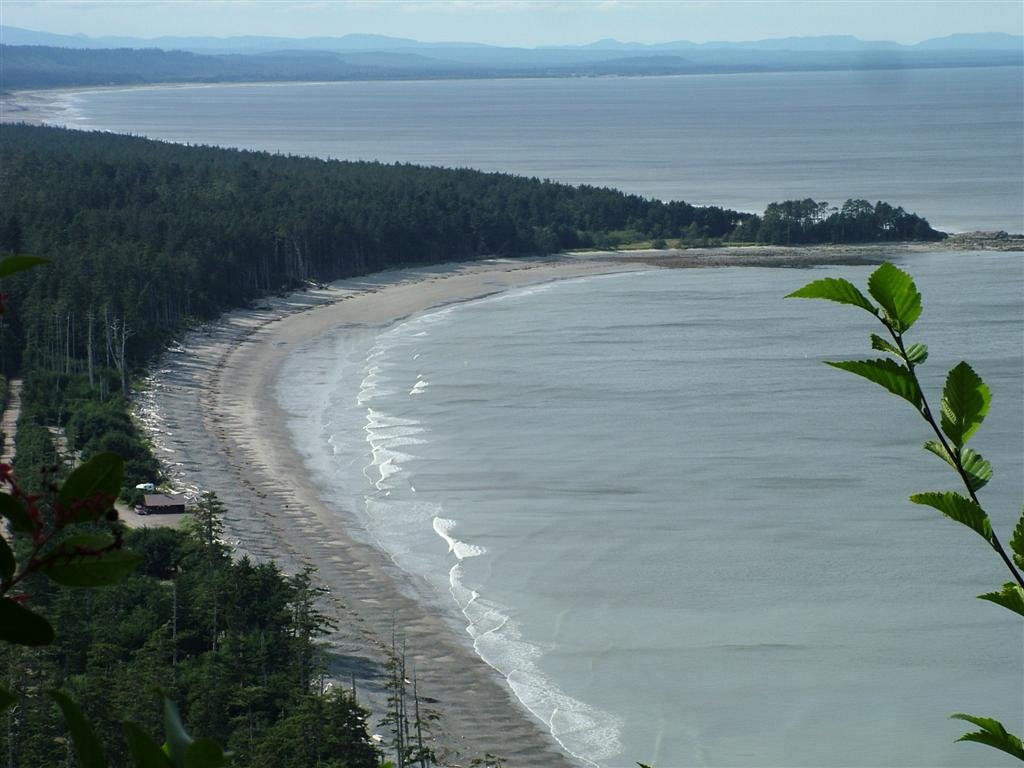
top-left (142, 493), bottom-right (187, 515)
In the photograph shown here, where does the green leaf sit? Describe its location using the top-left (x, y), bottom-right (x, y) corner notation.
top-left (927, 442), bottom-right (995, 492)
top-left (959, 448), bottom-right (993, 492)
top-left (869, 335), bottom-right (927, 366)
top-left (0, 686), bottom-right (14, 713)
top-left (1011, 506), bottom-right (1024, 571)
top-left (0, 535), bottom-right (14, 582)
top-left (923, 439), bottom-right (953, 467)
top-left (50, 690), bottom-right (109, 768)
top-left (825, 358), bottom-right (921, 408)
top-left (0, 494), bottom-right (33, 533)
top-left (978, 583), bottom-right (1024, 618)
top-left (904, 343), bottom-right (928, 365)
top-left (0, 255), bottom-right (48, 279)
top-left (42, 534), bottom-right (141, 587)
top-left (910, 491), bottom-right (993, 542)
top-left (0, 597), bottom-right (54, 646)
top-left (57, 452), bottom-right (123, 523)
top-left (866, 262), bottom-right (922, 332)
top-left (785, 277), bottom-right (877, 315)
top-left (124, 722), bottom-right (175, 768)
top-left (870, 333), bottom-right (902, 357)
top-left (951, 713), bottom-right (1024, 761)
top-left (185, 739), bottom-right (226, 768)
top-left (163, 698), bottom-right (193, 766)
top-left (940, 362), bottom-right (990, 449)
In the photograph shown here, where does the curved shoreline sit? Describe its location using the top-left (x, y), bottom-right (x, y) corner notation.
top-left (138, 256), bottom-right (644, 766)
top-left (134, 246), bottom-right (932, 765)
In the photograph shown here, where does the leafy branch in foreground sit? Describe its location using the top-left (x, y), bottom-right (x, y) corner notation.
top-left (0, 449), bottom-right (230, 767)
top-left (1, 253), bottom-right (227, 767)
top-left (788, 262), bottom-right (1024, 762)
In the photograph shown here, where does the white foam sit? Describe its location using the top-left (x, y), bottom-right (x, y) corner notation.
top-left (361, 406), bottom-right (425, 491)
top-left (367, 434), bottom-right (426, 448)
top-left (364, 408), bottom-right (420, 430)
top-left (445, 564), bottom-right (623, 766)
top-left (366, 445), bottom-right (411, 490)
top-left (432, 517), bottom-right (485, 560)
top-left (409, 380), bottom-right (429, 396)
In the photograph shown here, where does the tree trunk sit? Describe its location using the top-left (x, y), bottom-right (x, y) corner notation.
top-left (86, 310), bottom-right (95, 390)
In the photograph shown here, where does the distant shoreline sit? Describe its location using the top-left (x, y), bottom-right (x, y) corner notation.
top-left (5, 65), bottom-right (1017, 97)
top-left (1, 39), bottom-right (1020, 94)
top-left (134, 245), bottom-right (1011, 765)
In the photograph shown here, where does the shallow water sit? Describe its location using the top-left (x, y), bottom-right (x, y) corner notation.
top-left (59, 66), bottom-right (1024, 233)
top-left (281, 251), bottom-right (1023, 766)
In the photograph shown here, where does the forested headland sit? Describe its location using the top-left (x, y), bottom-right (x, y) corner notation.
top-left (1, 123), bottom-right (942, 380)
top-left (0, 122), bottom-right (944, 765)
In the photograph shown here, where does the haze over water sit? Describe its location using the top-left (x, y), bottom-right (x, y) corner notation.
top-left (59, 67), bottom-right (1024, 233)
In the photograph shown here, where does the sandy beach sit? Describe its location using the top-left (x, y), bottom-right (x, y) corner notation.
top-left (131, 245), bottom-right (924, 766)
top-left (0, 88), bottom-right (81, 125)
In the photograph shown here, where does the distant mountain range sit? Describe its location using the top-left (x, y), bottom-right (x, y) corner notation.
top-left (3, 26), bottom-right (1021, 55)
top-left (1, 26), bottom-right (1020, 91)
top-left (566, 32), bottom-right (1024, 52)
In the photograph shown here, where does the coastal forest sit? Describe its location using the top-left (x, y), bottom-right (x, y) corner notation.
top-left (0, 122), bottom-right (944, 765)
top-left (0, 493), bottom-right (381, 768)
top-left (1, 124), bottom-right (941, 378)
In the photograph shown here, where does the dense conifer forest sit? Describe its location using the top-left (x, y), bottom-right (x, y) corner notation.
top-left (0, 493), bottom-right (383, 767)
top-left (0, 123), bottom-right (757, 374)
top-left (0, 123), bottom-right (941, 380)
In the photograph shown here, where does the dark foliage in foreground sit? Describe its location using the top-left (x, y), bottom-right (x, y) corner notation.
top-left (0, 495), bottom-right (380, 768)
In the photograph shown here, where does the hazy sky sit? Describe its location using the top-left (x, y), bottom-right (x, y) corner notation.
top-left (1, 1), bottom-right (1022, 47)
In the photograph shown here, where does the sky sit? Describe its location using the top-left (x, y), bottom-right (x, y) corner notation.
top-left (1, 0), bottom-right (1022, 47)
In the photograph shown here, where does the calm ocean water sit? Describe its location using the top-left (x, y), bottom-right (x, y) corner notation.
top-left (59, 67), bottom-right (1024, 233)
top-left (280, 252), bottom-right (1023, 767)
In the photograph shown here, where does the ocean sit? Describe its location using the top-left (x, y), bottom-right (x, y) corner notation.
top-left (54, 67), bottom-right (1024, 233)
top-left (62, 67), bottom-right (1024, 765)
top-left (278, 253), bottom-right (1022, 766)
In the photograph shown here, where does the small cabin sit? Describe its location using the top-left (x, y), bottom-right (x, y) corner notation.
top-left (142, 493), bottom-right (187, 515)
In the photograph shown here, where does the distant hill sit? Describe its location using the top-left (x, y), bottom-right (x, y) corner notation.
top-left (0, 26), bottom-right (493, 53)
top-left (2, 25), bottom-right (1022, 55)
top-left (911, 32), bottom-right (1024, 50)
top-left (0, 27), bottom-right (1020, 91)
top-left (572, 35), bottom-right (904, 51)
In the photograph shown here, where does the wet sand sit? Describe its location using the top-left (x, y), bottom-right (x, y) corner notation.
top-left (133, 247), bottom-right (902, 765)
